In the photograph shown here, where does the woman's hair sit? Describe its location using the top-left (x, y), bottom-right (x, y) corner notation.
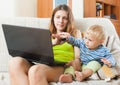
top-left (85, 25), bottom-right (106, 40)
top-left (49, 4), bottom-right (77, 37)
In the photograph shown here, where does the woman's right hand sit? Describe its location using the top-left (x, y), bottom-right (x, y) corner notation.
top-left (52, 37), bottom-right (61, 46)
top-left (52, 32), bottom-right (70, 46)
top-left (52, 34), bottom-right (65, 46)
top-left (58, 32), bottom-right (70, 40)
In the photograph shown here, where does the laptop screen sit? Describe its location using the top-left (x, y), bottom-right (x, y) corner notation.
top-left (2, 24), bottom-right (54, 65)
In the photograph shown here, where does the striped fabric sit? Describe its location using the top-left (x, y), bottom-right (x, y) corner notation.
top-left (68, 36), bottom-right (116, 66)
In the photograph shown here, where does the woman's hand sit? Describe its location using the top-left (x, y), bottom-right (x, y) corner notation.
top-left (52, 34), bottom-right (65, 46)
top-left (58, 32), bottom-right (70, 39)
top-left (53, 32), bottom-right (70, 40)
top-left (52, 32), bottom-right (70, 46)
top-left (66, 58), bottom-right (81, 71)
top-left (101, 58), bottom-right (112, 67)
top-left (52, 34), bottom-right (61, 45)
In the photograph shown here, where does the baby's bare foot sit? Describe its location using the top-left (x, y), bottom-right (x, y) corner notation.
top-left (59, 74), bottom-right (73, 83)
top-left (75, 71), bottom-right (84, 81)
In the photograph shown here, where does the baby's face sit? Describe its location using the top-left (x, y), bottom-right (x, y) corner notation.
top-left (84, 33), bottom-right (102, 50)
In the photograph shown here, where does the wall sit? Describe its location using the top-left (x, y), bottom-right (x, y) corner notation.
top-left (0, 0), bottom-right (15, 17)
top-left (0, 0), bottom-right (37, 17)
top-left (53, 0), bottom-right (83, 18)
top-left (72, 0), bottom-right (83, 19)
top-left (14, 0), bottom-right (37, 17)
top-left (0, 0), bottom-right (83, 18)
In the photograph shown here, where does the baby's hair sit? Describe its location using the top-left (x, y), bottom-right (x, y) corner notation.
top-left (86, 25), bottom-right (106, 40)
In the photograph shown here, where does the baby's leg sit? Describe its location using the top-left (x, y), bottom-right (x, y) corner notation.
top-left (75, 69), bottom-right (93, 81)
top-left (59, 74), bottom-right (73, 83)
top-left (74, 71), bottom-right (84, 81)
top-left (75, 61), bottom-right (101, 81)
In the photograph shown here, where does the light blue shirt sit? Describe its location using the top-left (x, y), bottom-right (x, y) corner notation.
top-left (68, 36), bottom-right (116, 67)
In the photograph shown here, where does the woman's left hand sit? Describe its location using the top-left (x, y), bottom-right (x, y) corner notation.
top-left (66, 58), bottom-right (81, 71)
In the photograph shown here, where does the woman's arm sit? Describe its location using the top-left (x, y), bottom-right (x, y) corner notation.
top-left (74, 30), bottom-right (82, 59)
top-left (68, 30), bottom-right (81, 71)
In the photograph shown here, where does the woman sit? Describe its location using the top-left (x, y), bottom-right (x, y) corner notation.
top-left (8, 4), bottom-right (81, 85)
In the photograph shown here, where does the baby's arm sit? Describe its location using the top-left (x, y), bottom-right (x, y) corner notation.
top-left (53, 32), bottom-right (81, 48)
top-left (101, 47), bottom-right (116, 67)
top-left (101, 58), bottom-right (112, 67)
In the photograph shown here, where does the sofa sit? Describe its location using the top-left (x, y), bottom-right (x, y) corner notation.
top-left (0, 17), bottom-right (120, 85)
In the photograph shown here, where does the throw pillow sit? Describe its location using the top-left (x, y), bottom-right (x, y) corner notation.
top-left (97, 65), bottom-right (120, 81)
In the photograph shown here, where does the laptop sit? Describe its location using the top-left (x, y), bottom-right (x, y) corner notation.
top-left (2, 24), bottom-right (57, 66)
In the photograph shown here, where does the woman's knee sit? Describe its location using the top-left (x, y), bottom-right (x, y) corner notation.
top-left (8, 57), bottom-right (30, 72)
top-left (28, 64), bottom-right (50, 84)
top-left (28, 64), bottom-right (46, 78)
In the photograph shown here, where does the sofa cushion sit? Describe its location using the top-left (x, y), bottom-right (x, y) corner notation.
top-left (97, 65), bottom-right (120, 81)
top-left (0, 17), bottom-right (120, 85)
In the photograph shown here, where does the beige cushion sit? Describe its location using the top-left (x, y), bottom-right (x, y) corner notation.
top-left (97, 65), bottom-right (120, 80)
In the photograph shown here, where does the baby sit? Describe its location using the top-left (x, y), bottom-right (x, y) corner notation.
top-left (53, 25), bottom-right (116, 82)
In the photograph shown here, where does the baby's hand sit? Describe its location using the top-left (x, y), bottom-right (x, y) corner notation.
top-left (101, 58), bottom-right (112, 67)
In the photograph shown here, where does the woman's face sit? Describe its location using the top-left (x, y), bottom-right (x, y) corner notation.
top-left (54, 10), bottom-right (68, 33)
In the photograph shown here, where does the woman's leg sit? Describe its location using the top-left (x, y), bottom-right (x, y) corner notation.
top-left (29, 64), bottom-right (64, 85)
top-left (8, 57), bottom-right (32, 85)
